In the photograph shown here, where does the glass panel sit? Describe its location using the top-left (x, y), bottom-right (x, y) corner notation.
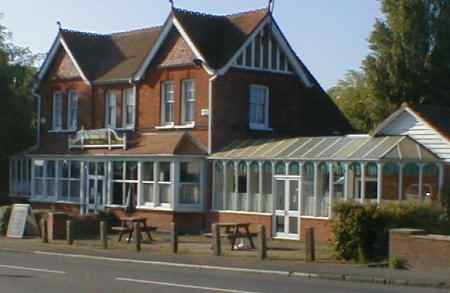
top-left (142, 183), bottom-right (154, 205)
top-left (180, 162), bottom-right (200, 183)
top-left (365, 163), bottom-right (378, 199)
top-left (89, 162), bottom-right (96, 176)
top-left (88, 180), bottom-right (95, 204)
top-left (317, 163), bottom-right (329, 217)
top-left (275, 162), bottom-right (286, 175)
top-left (213, 163), bottom-right (224, 210)
top-left (289, 217), bottom-right (298, 234)
top-left (288, 162), bottom-right (300, 176)
top-left (403, 163), bottom-right (419, 201)
top-left (112, 182), bottom-right (123, 205)
top-left (276, 216), bottom-right (285, 233)
top-left (302, 163), bottom-right (314, 216)
top-left (143, 162), bottom-right (154, 182)
top-left (113, 162), bottom-right (124, 180)
top-left (126, 162), bottom-right (138, 180)
top-left (97, 180), bottom-right (103, 205)
top-left (60, 180), bottom-right (68, 200)
top-left (158, 162), bottom-right (171, 182)
top-left (333, 162), bottom-right (345, 200)
top-left (70, 181), bottom-right (80, 201)
top-left (275, 180), bottom-right (285, 210)
top-left (289, 180), bottom-right (299, 211)
top-left (60, 161), bottom-right (69, 178)
top-left (238, 162), bottom-right (247, 194)
top-left (97, 162), bottom-right (105, 176)
top-left (47, 161), bottom-right (56, 178)
top-left (348, 163), bottom-right (361, 200)
top-left (124, 183), bottom-right (137, 207)
top-left (423, 164), bottom-right (438, 200)
top-left (71, 162), bottom-right (80, 178)
top-left (382, 163), bottom-right (399, 200)
top-left (159, 184), bottom-right (170, 204)
top-left (180, 184), bottom-right (200, 205)
top-left (47, 179), bottom-right (55, 196)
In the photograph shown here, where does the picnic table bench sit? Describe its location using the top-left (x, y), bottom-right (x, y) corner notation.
top-left (205, 223), bottom-right (256, 250)
top-left (111, 216), bottom-right (156, 243)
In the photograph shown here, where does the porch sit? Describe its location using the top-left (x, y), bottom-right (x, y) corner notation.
top-left (210, 135), bottom-right (445, 240)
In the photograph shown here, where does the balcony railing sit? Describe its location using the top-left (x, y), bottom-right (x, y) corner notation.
top-left (68, 128), bottom-right (127, 150)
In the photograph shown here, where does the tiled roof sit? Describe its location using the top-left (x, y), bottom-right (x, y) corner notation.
top-left (31, 132), bottom-right (207, 156)
top-left (56, 8), bottom-right (268, 83)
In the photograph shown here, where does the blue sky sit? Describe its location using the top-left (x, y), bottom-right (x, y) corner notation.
top-left (2, 0), bottom-right (381, 89)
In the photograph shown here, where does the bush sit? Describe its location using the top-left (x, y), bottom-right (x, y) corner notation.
top-left (332, 201), bottom-right (449, 262)
top-left (0, 205), bottom-right (12, 235)
top-left (389, 256), bottom-right (407, 270)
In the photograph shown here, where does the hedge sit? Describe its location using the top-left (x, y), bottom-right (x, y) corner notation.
top-left (331, 201), bottom-right (450, 262)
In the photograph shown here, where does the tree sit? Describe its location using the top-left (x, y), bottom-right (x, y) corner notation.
top-left (364, 0), bottom-right (450, 109)
top-left (0, 15), bottom-right (37, 195)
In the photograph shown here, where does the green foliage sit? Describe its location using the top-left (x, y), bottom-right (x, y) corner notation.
top-left (0, 205), bottom-right (12, 235)
top-left (331, 201), bottom-right (449, 262)
top-left (388, 256), bottom-right (407, 270)
top-left (0, 15), bottom-right (37, 194)
top-left (329, 0), bottom-right (450, 132)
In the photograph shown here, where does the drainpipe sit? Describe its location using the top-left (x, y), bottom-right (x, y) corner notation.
top-left (208, 75), bottom-right (218, 154)
top-left (31, 88), bottom-right (42, 148)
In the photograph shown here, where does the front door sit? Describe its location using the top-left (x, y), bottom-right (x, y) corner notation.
top-left (86, 162), bottom-right (106, 213)
top-left (274, 178), bottom-right (300, 239)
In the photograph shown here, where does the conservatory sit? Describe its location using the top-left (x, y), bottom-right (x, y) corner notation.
top-left (210, 135), bottom-right (445, 238)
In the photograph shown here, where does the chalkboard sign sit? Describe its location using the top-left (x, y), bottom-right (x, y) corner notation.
top-left (7, 204), bottom-right (32, 238)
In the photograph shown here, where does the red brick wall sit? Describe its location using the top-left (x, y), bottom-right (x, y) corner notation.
top-left (300, 218), bottom-right (332, 243)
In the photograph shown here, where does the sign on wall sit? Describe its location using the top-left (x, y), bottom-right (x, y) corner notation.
top-left (6, 204), bottom-right (39, 238)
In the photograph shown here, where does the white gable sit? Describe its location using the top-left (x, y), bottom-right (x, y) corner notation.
top-left (380, 110), bottom-right (450, 163)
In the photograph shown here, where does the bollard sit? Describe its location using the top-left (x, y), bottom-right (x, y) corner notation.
top-left (40, 218), bottom-right (48, 243)
top-left (257, 225), bottom-right (267, 260)
top-left (170, 222), bottom-right (178, 254)
top-left (66, 220), bottom-right (73, 245)
top-left (134, 222), bottom-right (141, 252)
top-left (212, 224), bottom-right (221, 256)
top-left (100, 221), bottom-right (108, 249)
top-left (305, 227), bottom-right (316, 262)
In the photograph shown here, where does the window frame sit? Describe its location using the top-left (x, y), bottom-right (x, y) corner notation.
top-left (179, 161), bottom-right (201, 206)
top-left (105, 90), bottom-right (118, 129)
top-left (161, 81), bottom-right (175, 126)
top-left (123, 88), bottom-right (136, 129)
top-left (67, 90), bottom-right (79, 131)
top-left (110, 161), bottom-right (139, 207)
top-left (249, 85), bottom-right (271, 131)
top-left (52, 91), bottom-right (64, 130)
top-left (181, 79), bottom-right (196, 125)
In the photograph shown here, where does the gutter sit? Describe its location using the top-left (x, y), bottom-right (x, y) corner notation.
top-left (208, 75), bottom-right (218, 155)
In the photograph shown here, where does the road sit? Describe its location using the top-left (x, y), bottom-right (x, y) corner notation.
top-left (0, 250), bottom-right (444, 293)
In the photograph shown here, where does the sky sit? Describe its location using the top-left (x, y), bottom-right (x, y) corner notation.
top-left (1, 0), bottom-right (382, 89)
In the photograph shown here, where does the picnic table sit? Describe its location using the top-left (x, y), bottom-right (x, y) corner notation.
top-left (111, 216), bottom-right (156, 243)
top-left (208, 223), bottom-right (256, 251)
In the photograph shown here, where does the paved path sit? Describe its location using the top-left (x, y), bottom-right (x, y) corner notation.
top-left (0, 250), bottom-right (446, 293)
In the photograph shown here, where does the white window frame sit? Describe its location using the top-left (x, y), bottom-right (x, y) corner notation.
top-left (52, 92), bottom-right (64, 130)
top-left (105, 90), bottom-right (118, 129)
top-left (249, 85), bottom-right (271, 131)
top-left (156, 161), bottom-right (172, 208)
top-left (67, 90), bottom-right (79, 131)
top-left (123, 88), bottom-right (136, 129)
top-left (181, 79), bottom-right (196, 125)
top-left (161, 81), bottom-right (175, 126)
top-left (140, 161), bottom-right (156, 207)
top-left (57, 160), bottom-right (81, 203)
top-left (110, 161), bottom-right (139, 207)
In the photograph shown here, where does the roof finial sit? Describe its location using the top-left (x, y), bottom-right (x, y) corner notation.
top-left (56, 21), bottom-right (62, 31)
top-left (268, 0), bottom-right (275, 13)
top-left (169, 0), bottom-right (175, 9)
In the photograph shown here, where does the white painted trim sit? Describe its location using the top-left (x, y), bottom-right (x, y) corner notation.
top-left (37, 35), bottom-right (61, 83)
top-left (210, 210), bottom-right (272, 217)
top-left (59, 36), bottom-right (91, 85)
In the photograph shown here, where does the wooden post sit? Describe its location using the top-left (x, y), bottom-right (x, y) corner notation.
top-left (257, 225), bottom-right (267, 260)
top-left (134, 222), bottom-right (141, 252)
top-left (66, 220), bottom-right (73, 245)
top-left (100, 221), bottom-right (108, 249)
top-left (212, 224), bottom-right (221, 256)
top-left (170, 222), bottom-right (178, 254)
top-left (305, 227), bottom-right (316, 262)
top-left (40, 218), bottom-right (48, 243)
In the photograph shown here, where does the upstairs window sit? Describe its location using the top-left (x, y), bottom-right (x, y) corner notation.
top-left (182, 79), bottom-right (196, 124)
top-left (67, 90), bottom-right (79, 131)
top-left (106, 90), bottom-right (118, 128)
top-left (161, 81), bottom-right (175, 125)
top-left (249, 85), bottom-right (270, 130)
top-left (52, 92), bottom-right (64, 130)
top-left (123, 88), bottom-right (135, 129)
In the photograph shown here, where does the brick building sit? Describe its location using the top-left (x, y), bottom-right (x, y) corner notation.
top-left (9, 6), bottom-right (449, 241)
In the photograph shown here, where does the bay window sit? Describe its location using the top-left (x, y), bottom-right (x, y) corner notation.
top-left (123, 88), bottom-right (135, 129)
top-left (162, 81), bottom-right (175, 125)
top-left (67, 90), bottom-right (79, 130)
top-left (182, 79), bottom-right (196, 124)
top-left (57, 160), bottom-right (81, 202)
top-left (52, 92), bottom-right (64, 130)
top-left (112, 161), bottom-right (138, 206)
top-left (106, 90), bottom-right (118, 128)
top-left (179, 161), bottom-right (200, 205)
top-left (33, 160), bottom-right (45, 196)
top-left (157, 162), bottom-right (172, 205)
top-left (141, 162), bottom-right (155, 206)
top-left (249, 85), bottom-right (270, 130)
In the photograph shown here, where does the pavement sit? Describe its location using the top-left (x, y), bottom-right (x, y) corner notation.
top-left (0, 237), bottom-right (449, 291)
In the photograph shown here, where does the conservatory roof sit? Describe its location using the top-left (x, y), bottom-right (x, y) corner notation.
top-left (210, 135), bottom-right (439, 162)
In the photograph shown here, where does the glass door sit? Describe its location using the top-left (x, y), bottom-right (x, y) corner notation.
top-left (86, 162), bottom-right (106, 213)
top-left (274, 178), bottom-right (300, 239)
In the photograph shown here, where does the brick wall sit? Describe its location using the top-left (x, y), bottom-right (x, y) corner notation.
top-left (389, 228), bottom-right (450, 271)
top-left (300, 218), bottom-right (332, 243)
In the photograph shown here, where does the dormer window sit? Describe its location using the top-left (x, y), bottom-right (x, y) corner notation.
top-left (249, 85), bottom-right (270, 130)
top-left (67, 90), bottom-right (79, 131)
top-left (52, 92), bottom-right (64, 130)
top-left (106, 90), bottom-right (118, 128)
top-left (161, 81), bottom-right (175, 125)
